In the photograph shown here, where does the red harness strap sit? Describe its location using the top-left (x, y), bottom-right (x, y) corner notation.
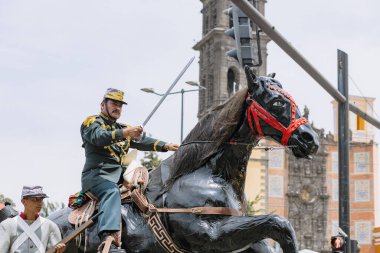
top-left (247, 84), bottom-right (308, 146)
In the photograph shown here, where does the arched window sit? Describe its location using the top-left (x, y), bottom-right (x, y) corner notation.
top-left (227, 68), bottom-right (239, 97)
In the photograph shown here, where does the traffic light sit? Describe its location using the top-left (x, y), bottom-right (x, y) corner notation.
top-left (224, 4), bottom-right (255, 66)
top-left (331, 235), bottom-right (346, 253)
top-left (350, 239), bottom-right (360, 253)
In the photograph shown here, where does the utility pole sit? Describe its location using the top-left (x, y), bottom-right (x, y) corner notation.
top-left (337, 49), bottom-right (350, 253)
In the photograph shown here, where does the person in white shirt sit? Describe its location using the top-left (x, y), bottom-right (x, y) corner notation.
top-left (0, 185), bottom-right (66, 253)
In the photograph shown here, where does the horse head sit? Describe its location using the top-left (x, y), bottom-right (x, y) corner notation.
top-left (244, 66), bottom-right (319, 158)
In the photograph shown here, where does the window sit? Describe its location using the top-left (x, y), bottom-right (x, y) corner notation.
top-left (227, 68), bottom-right (239, 97)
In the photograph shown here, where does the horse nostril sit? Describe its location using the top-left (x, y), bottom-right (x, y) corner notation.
top-left (301, 132), bottom-right (314, 143)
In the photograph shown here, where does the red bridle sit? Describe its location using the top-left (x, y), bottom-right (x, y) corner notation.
top-left (246, 84), bottom-right (308, 146)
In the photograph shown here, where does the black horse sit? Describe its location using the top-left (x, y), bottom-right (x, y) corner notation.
top-left (0, 202), bottom-right (18, 223)
top-left (48, 66), bottom-right (319, 253)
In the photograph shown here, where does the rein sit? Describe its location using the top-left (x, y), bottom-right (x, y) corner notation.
top-left (180, 140), bottom-right (297, 151)
top-left (247, 84), bottom-right (308, 145)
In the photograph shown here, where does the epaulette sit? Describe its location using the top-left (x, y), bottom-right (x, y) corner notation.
top-left (82, 115), bottom-right (100, 127)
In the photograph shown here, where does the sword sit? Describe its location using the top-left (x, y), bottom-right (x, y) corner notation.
top-left (141, 56), bottom-right (195, 128)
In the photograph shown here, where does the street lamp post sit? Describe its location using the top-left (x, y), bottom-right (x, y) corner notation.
top-left (141, 82), bottom-right (205, 143)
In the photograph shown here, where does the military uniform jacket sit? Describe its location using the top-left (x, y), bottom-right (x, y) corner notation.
top-left (81, 113), bottom-right (166, 192)
top-left (0, 216), bottom-right (61, 253)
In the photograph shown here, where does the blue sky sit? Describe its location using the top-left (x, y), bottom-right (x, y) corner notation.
top-left (0, 0), bottom-right (379, 212)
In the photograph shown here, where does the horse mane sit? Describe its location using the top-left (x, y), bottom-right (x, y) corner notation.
top-left (162, 88), bottom-right (248, 191)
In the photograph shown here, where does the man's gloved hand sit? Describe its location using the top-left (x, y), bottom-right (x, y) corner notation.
top-left (122, 126), bottom-right (143, 140)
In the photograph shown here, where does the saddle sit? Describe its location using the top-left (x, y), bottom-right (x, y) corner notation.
top-left (68, 166), bottom-right (149, 226)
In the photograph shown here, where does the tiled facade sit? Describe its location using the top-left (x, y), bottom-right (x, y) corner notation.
top-left (326, 142), bottom-right (377, 253)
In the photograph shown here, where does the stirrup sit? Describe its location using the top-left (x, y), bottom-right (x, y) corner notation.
top-left (97, 236), bottom-right (126, 253)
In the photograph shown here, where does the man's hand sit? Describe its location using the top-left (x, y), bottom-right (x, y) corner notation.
top-left (163, 143), bottom-right (179, 151)
top-left (54, 243), bottom-right (66, 253)
top-left (122, 126), bottom-right (143, 140)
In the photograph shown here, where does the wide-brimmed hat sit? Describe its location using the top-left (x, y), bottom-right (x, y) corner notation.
top-left (103, 88), bottom-right (128, 105)
top-left (21, 185), bottom-right (48, 199)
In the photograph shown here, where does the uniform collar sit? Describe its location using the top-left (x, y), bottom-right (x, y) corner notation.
top-left (20, 212), bottom-right (39, 220)
top-left (99, 112), bottom-right (116, 123)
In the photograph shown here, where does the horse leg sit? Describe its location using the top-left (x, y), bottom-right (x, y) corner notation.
top-left (217, 215), bottom-right (297, 253)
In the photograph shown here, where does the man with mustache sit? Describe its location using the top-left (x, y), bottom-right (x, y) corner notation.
top-left (0, 186), bottom-right (66, 253)
top-left (81, 88), bottom-right (178, 251)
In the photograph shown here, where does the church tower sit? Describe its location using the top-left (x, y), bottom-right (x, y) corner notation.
top-left (193, 0), bottom-right (270, 118)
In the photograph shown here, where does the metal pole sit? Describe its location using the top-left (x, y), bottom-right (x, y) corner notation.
top-left (230, 0), bottom-right (380, 130)
top-left (181, 89), bottom-right (184, 143)
top-left (337, 49), bottom-right (350, 252)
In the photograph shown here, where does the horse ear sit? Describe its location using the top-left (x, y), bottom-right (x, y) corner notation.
top-left (267, 73), bottom-right (276, 78)
top-left (244, 65), bottom-right (258, 93)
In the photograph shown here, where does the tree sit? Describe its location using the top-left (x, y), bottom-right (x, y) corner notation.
top-left (40, 201), bottom-right (65, 217)
top-left (140, 151), bottom-right (161, 172)
top-left (247, 194), bottom-right (264, 216)
top-left (0, 193), bottom-right (15, 207)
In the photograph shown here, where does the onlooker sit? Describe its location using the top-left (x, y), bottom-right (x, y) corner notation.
top-left (0, 185), bottom-right (66, 253)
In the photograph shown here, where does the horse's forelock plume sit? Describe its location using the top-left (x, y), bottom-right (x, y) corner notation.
top-left (161, 88), bottom-right (249, 192)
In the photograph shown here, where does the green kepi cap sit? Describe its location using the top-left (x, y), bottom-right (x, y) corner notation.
top-left (103, 88), bottom-right (128, 105)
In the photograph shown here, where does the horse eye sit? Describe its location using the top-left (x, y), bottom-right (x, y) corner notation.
top-left (270, 101), bottom-right (285, 114)
top-left (273, 101), bottom-right (283, 107)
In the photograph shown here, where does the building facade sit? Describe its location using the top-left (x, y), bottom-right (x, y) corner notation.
top-left (327, 97), bottom-right (378, 253)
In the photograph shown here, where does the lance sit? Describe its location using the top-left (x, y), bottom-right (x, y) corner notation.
top-left (141, 56), bottom-right (195, 128)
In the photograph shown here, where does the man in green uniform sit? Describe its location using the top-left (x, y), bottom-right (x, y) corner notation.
top-left (81, 88), bottom-right (178, 251)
